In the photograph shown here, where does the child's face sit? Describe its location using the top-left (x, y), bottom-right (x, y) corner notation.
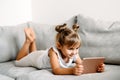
top-left (60, 43), bottom-right (80, 58)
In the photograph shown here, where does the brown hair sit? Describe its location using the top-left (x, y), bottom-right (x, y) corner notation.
top-left (55, 23), bottom-right (81, 47)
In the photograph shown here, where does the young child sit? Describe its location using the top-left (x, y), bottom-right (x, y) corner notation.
top-left (15, 24), bottom-right (104, 75)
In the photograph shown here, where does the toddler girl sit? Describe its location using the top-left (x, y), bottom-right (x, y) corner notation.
top-left (15, 24), bottom-right (104, 75)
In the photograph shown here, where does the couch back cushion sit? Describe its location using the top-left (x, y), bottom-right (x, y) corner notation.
top-left (28, 16), bottom-right (75, 50)
top-left (77, 14), bottom-right (120, 64)
top-left (0, 23), bottom-right (27, 62)
top-left (29, 23), bottom-right (56, 50)
top-left (0, 16), bottom-right (74, 62)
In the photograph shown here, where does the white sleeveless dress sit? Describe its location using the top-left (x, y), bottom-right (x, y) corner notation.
top-left (15, 46), bottom-right (77, 69)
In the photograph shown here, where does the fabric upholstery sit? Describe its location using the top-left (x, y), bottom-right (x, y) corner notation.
top-left (0, 23), bottom-right (27, 62)
top-left (0, 74), bottom-right (14, 80)
top-left (77, 14), bottom-right (120, 64)
top-left (16, 64), bottom-right (120, 80)
top-left (28, 16), bottom-right (75, 50)
top-left (0, 61), bottom-right (37, 78)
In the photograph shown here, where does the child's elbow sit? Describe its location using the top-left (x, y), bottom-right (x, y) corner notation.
top-left (52, 68), bottom-right (61, 75)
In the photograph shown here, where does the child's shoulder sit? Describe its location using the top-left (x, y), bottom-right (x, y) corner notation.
top-left (48, 46), bottom-right (60, 57)
top-left (49, 46), bottom-right (58, 53)
top-left (48, 47), bottom-right (57, 55)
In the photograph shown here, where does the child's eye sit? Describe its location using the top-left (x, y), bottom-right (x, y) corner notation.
top-left (68, 48), bottom-right (73, 50)
top-left (68, 47), bottom-right (79, 50)
top-left (76, 47), bottom-right (79, 49)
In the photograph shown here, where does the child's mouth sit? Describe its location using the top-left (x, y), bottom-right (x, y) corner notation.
top-left (68, 55), bottom-right (74, 59)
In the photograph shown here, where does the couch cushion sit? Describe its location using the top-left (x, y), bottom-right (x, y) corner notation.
top-left (28, 16), bottom-right (75, 50)
top-left (16, 64), bottom-right (120, 80)
top-left (0, 16), bottom-right (75, 62)
top-left (29, 23), bottom-right (56, 50)
top-left (0, 61), bottom-right (37, 78)
top-left (0, 74), bottom-right (14, 80)
top-left (0, 23), bottom-right (27, 62)
top-left (77, 14), bottom-right (120, 64)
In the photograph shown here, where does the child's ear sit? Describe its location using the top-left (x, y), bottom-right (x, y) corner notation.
top-left (56, 42), bottom-right (62, 49)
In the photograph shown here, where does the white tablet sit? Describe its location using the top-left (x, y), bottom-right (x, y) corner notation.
top-left (82, 57), bottom-right (105, 74)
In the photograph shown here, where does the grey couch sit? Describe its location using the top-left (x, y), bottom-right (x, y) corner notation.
top-left (0, 14), bottom-right (120, 80)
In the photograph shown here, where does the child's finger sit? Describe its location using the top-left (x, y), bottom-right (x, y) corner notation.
top-left (97, 63), bottom-right (105, 72)
top-left (76, 64), bottom-right (83, 68)
top-left (98, 67), bottom-right (104, 72)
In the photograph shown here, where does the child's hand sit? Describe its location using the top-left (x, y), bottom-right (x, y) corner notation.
top-left (97, 63), bottom-right (105, 72)
top-left (73, 63), bottom-right (84, 76)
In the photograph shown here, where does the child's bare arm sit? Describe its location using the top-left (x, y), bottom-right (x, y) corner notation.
top-left (75, 54), bottom-right (83, 64)
top-left (49, 48), bottom-right (83, 75)
top-left (74, 54), bottom-right (84, 75)
top-left (48, 48), bottom-right (73, 75)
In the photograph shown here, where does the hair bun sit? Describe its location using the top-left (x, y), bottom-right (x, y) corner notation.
top-left (55, 23), bottom-right (67, 33)
top-left (72, 24), bottom-right (79, 32)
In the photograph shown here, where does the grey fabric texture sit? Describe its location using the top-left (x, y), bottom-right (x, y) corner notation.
top-left (28, 18), bottom-right (74, 50)
top-left (29, 22), bottom-right (56, 50)
top-left (16, 65), bottom-right (120, 80)
top-left (0, 23), bottom-right (27, 62)
top-left (0, 74), bottom-right (14, 80)
top-left (0, 61), bottom-right (120, 80)
top-left (0, 61), bottom-right (37, 79)
top-left (77, 14), bottom-right (120, 64)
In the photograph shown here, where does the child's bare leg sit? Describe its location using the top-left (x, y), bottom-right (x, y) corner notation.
top-left (29, 41), bottom-right (37, 52)
top-left (16, 40), bottom-right (31, 60)
top-left (29, 28), bottom-right (37, 52)
top-left (16, 28), bottom-right (33, 60)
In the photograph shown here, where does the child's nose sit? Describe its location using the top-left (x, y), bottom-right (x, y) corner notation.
top-left (72, 50), bottom-right (77, 55)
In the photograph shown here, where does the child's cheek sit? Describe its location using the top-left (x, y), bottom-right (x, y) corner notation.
top-left (66, 50), bottom-right (71, 55)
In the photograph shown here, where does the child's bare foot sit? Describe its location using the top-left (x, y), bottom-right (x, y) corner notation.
top-left (29, 28), bottom-right (36, 41)
top-left (24, 28), bottom-right (34, 42)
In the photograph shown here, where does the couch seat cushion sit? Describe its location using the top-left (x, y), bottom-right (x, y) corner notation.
top-left (0, 74), bottom-right (14, 80)
top-left (0, 61), bottom-right (37, 78)
top-left (17, 64), bottom-right (120, 80)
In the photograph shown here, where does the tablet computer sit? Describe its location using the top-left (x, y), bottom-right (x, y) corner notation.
top-left (82, 57), bottom-right (105, 74)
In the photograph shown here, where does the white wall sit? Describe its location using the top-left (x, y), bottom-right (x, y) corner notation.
top-left (32, 0), bottom-right (120, 25)
top-left (0, 0), bottom-right (120, 26)
top-left (0, 0), bottom-right (32, 26)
